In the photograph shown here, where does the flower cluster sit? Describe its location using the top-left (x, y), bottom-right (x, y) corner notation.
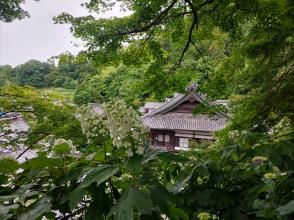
top-left (252, 156), bottom-right (268, 166)
top-left (77, 105), bottom-right (109, 144)
top-left (271, 117), bottom-right (292, 140)
top-left (197, 212), bottom-right (211, 220)
top-left (53, 138), bottom-right (76, 156)
top-left (104, 100), bottom-right (149, 157)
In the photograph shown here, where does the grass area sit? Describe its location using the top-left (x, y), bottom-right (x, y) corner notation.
top-left (42, 88), bottom-right (75, 100)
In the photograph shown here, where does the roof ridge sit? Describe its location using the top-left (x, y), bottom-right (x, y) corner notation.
top-left (143, 93), bottom-right (184, 117)
top-left (143, 89), bottom-right (207, 117)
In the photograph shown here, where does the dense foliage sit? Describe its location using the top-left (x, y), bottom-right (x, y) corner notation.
top-left (0, 53), bottom-right (96, 90)
top-left (0, 0), bottom-right (38, 22)
top-left (0, 0), bottom-right (293, 219)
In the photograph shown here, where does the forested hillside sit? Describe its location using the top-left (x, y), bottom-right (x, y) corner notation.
top-left (0, 53), bottom-right (94, 89)
top-left (0, 0), bottom-right (293, 220)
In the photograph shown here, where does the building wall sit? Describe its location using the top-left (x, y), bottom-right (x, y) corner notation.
top-left (151, 130), bottom-right (175, 151)
top-left (167, 100), bottom-right (198, 114)
top-left (150, 129), bottom-right (214, 151)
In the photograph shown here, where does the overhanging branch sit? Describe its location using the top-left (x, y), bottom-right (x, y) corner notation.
top-left (174, 0), bottom-right (198, 68)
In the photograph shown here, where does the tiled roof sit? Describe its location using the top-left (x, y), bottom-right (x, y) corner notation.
top-left (144, 102), bottom-right (165, 109)
top-left (144, 94), bottom-right (185, 116)
top-left (10, 117), bottom-right (29, 131)
top-left (144, 92), bottom-right (205, 117)
top-left (143, 113), bottom-right (227, 131)
top-left (0, 146), bottom-right (36, 163)
top-left (0, 115), bottom-right (29, 132)
top-left (0, 115), bottom-right (32, 162)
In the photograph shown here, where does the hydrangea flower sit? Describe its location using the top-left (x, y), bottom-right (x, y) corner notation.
top-left (77, 105), bottom-right (109, 144)
top-left (104, 100), bottom-right (149, 157)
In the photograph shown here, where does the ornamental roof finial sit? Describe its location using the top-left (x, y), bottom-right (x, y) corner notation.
top-left (186, 82), bottom-right (198, 93)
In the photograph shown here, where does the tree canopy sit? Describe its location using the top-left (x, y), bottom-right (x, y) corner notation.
top-left (0, 0), bottom-right (39, 22)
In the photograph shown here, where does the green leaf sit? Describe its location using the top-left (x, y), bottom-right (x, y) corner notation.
top-left (79, 165), bottom-right (119, 188)
top-left (17, 197), bottom-right (51, 220)
top-left (107, 188), bottom-right (153, 220)
top-left (0, 204), bottom-right (18, 215)
top-left (126, 156), bottom-right (143, 175)
top-left (276, 200), bottom-right (294, 216)
top-left (143, 150), bottom-right (161, 164)
top-left (0, 175), bottom-right (8, 184)
top-left (104, 139), bottom-right (113, 153)
top-left (169, 207), bottom-right (189, 220)
top-left (21, 156), bottom-right (62, 169)
top-left (0, 195), bottom-right (17, 203)
top-left (258, 182), bottom-right (274, 194)
top-left (0, 214), bottom-right (13, 220)
top-left (158, 152), bottom-right (187, 162)
top-left (85, 148), bottom-right (106, 161)
top-left (94, 147), bottom-right (106, 161)
top-left (0, 157), bottom-right (19, 174)
top-left (85, 201), bottom-right (104, 220)
top-left (69, 165), bottom-right (119, 209)
top-left (149, 185), bottom-right (172, 214)
top-left (167, 174), bottom-right (193, 193)
top-left (69, 186), bottom-right (87, 209)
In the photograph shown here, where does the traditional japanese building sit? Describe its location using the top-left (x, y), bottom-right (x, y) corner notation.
top-left (141, 84), bottom-right (228, 151)
top-left (0, 112), bottom-right (35, 162)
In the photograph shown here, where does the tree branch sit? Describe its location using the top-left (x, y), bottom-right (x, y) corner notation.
top-left (191, 40), bottom-right (209, 78)
top-left (173, 0), bottom-right (198, 68)
top-left (255, 63), bottom-right (294, 120)
top-left (96, 0), bottom-right (178, 39)
top-left (16, 134), bottom-right (48, 159)
top-left (0, 110), bottom-right (33, 117)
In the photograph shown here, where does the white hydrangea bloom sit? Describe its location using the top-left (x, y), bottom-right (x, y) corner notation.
top-left (77, 100), bottom-right (149, 157)
top-left (104, 100), bottom-right (149, 156)
top-left (126, 148), bottom-right (133, 157)
top-left (77, 106), bottom-right (109, 144)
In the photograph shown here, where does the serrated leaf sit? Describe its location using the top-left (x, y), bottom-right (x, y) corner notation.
top-left (107, 188), bottom-right (153, 220)
top-left (0, 158), bottom-right (19, 174)
top-left (167, 174), bottom-right (192, 194)
top-left (69, 165), bottom-right (119, 209)
top-left (149, 185), bottom-right (172, 213)
top-left (143, 149), bottom-right (161, 164)
top-left (79, 165), bottom-right (119, 188)
top-left (69, 186), bottom-right (87, 209)
top-left (126, 156), bottom-right (143, 175)
top-left (21, 156), bottom-right (62, 169)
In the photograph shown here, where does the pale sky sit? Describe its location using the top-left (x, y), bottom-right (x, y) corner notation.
top-left (0, 0), bottom-right (126, 67)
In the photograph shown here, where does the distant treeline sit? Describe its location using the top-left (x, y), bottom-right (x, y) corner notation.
top-left (0, 53), bottom-right (95, 90)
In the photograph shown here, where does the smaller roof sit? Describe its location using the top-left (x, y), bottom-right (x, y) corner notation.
top-left (144, 90), bottom-right (205, 117)
top-left (10, 117), bottom-right (29, 132)
top-left (144, 102), bottom-right (165, 109)
top-left (0, 146), bottom-right (37, 163)
top-left (0, 115), bottom-right (29, 132)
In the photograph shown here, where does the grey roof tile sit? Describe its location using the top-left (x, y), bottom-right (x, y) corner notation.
top-left (143, 113), bottom-right (227, 131)
top-left (144, 102), bottom-right (165, 109)
top-left (10, 117), bottom-right (29, 132)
